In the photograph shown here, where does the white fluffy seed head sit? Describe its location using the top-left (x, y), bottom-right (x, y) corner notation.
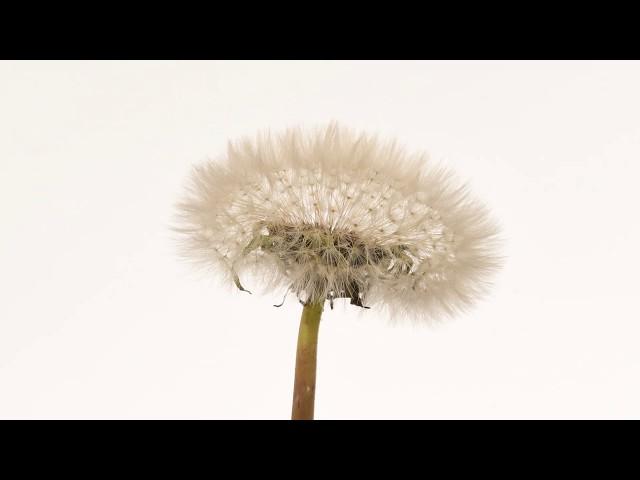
top-left (174, 123), bottom-right (502, 323)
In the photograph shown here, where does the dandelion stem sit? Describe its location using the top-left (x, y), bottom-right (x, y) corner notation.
top-left (291, 301), bottom-right (323, 420)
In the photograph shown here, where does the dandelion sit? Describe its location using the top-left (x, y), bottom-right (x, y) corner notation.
top-left (174, 123), bottom-right (501, 419)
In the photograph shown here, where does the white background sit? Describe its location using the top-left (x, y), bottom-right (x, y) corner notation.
top-left (1, 60), bottom-right (639, 419)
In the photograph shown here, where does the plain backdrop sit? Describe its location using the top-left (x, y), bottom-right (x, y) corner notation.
top-left (1, 60), bottom-right (639, 419)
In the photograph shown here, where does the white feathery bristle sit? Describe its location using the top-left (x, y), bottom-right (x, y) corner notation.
top-left (174, 123), bottom-right (502, 323)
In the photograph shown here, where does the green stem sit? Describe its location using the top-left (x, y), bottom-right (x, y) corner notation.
top-left (291, 301), bottom-right (323, 420)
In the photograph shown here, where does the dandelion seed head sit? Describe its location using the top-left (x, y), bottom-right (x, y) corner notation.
top-left (175, 123), bottom-right (501, 322)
